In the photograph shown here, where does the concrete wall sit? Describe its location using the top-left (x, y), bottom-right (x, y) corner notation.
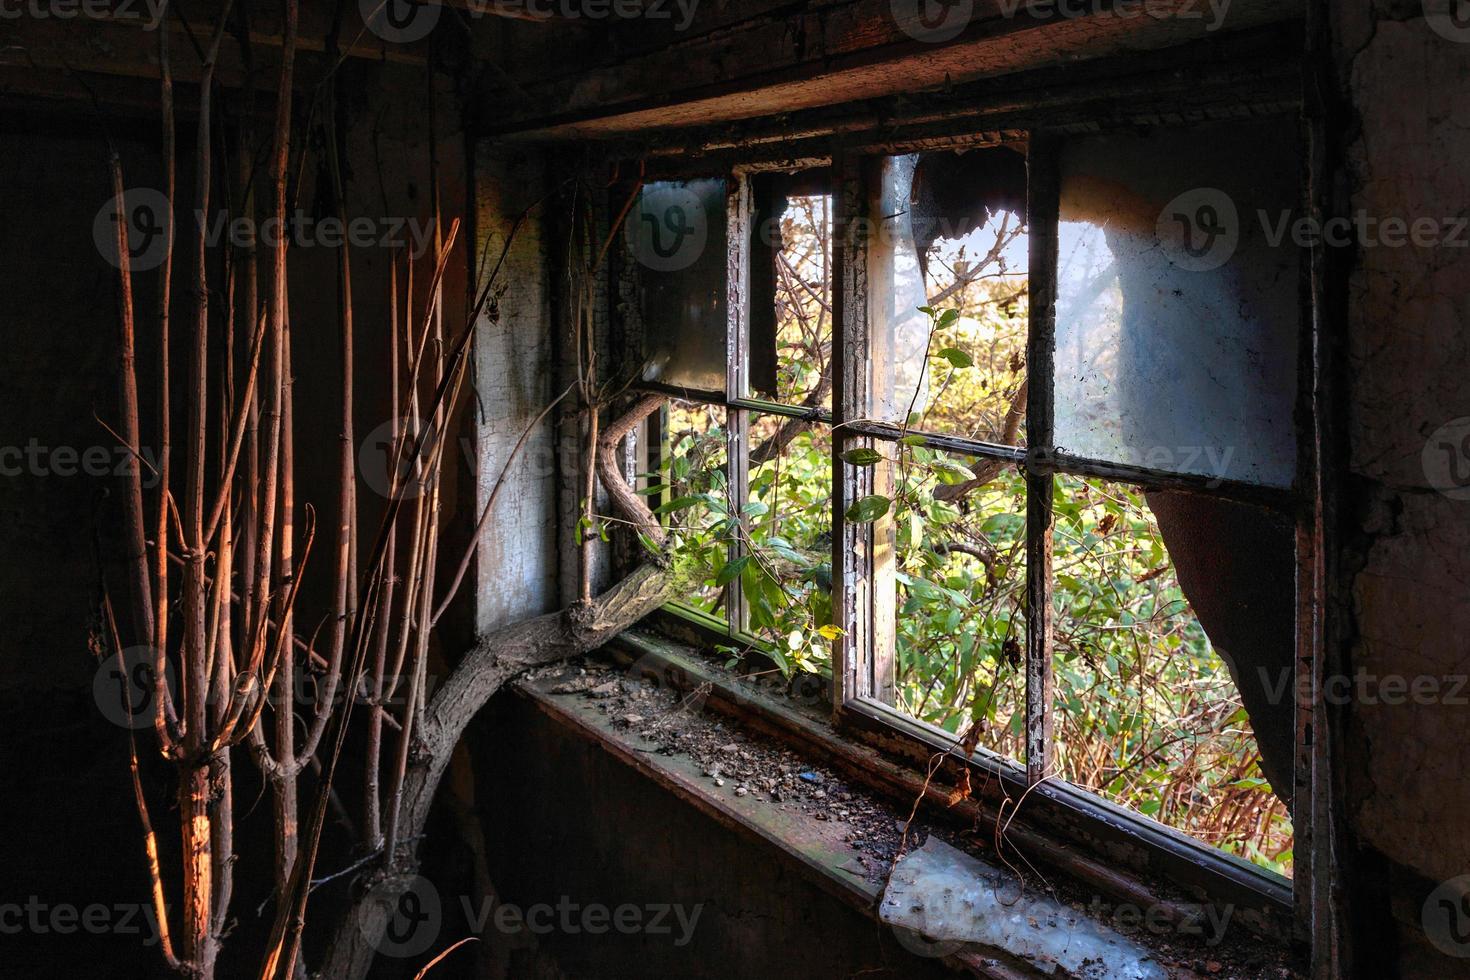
top-left (471, 145), bottom-right (561, 635)
top-left (1330, 3), bottom-right (1470, 975)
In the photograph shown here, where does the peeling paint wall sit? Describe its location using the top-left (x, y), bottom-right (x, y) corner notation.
top-left (1331, 3), bottom-right (1470, 973)
top-left (472, 145), bottom-right (560, 634)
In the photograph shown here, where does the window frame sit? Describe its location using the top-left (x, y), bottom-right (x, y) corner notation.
top-left (624, 115), bottom-right (1316, 944)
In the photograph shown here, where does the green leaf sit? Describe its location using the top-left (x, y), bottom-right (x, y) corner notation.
top-left (840, 447), bottom-right (884, 466)
top-left (937, 346), bottom-right (973, 368)
top-left (654, 495), bottom-right (702, 516)
top-left (899, 434), bottom-right (927, 447)
top-left (742, 563), bottom-right (779, 631)
top-left (764, 644), bottom-right (790, 675)
top-left (715, 554), bottom-right (751, 587)
top-left (811, 589), bottom-right (832, 626)
top-left (770, 544), bottom-right (810, 567)
top-left (937, 308), bottom-right (961, 327)
top-left (845, 494), bottom-right (891, 523)
top-left (931, 458), bottom-right (977, 485)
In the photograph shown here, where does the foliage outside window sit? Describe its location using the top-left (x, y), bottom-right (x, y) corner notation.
top-left (631, 135), bottom-right (1299, 879)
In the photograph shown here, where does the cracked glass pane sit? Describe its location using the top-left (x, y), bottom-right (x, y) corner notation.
top-left (631, 178), bottom-right (729, 393)
top-left (1054, 119), bottom-right (1299, 487)
top-left (868, 149), bottom-right (1030, 443)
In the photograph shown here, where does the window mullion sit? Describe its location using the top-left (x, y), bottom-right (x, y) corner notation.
top-left (1025, 134), bottom-right (1060, 786)
top-left (726, 409), bottom-right (750, 634)
top-left (726, 175), bottom-right (753, 635)
top-left (832, 152), bottom-right (874, 711)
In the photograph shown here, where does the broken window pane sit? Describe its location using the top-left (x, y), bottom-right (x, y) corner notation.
top-left (868, 150), bottom-right (1030, 443)
top-left (659, 401), bottom-right (730, 617)
top-left (748, 174), bottom-right (833, 408)
top-left (1053, 119), bottom-right (1299, 487)
top-left (631, 179), bottom-right (728, 393)
top-left (743, 413), bottom-right (834, 675)
top-left (1050, 475), bottom-right (1294, 876)
top-left (870, 440), bottom-right (1027, 748)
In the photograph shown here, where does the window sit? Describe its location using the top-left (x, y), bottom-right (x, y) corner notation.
top-left (621, 117), bottom-right (1307, 910)
top-left (633, 168), bottom-right (840, 679)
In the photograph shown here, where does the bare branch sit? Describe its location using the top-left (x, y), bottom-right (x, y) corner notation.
top-left (108, 150), bottom-right (155, 653)
top-left (932, 381), bottom-right (1027, 503)
top-left (595, 394), bottom-right (668, 550)
top-left (103, 594), bottom-right (181, 972)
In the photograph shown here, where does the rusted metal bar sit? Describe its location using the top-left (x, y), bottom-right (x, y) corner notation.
top-left (1300, 0), bottom-right (1345, 972)
top-left (725, 174), bottom-right (753, 632)
top-left (831, 149), bottom-right (875, 712)
top-left (1024, 133), bottom-right (1058, 788)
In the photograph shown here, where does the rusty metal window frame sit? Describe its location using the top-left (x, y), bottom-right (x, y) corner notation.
top-left (642, 161), bottom-right (839, 644)
top-left (629, 116), bottom-right (1320, 941)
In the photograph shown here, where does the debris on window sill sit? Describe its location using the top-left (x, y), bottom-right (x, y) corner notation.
top-left (518, 655), bottom-right (1300, 980)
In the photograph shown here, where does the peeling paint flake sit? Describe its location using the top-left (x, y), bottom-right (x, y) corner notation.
top-left (879, 836), bottom-right (1168, 978)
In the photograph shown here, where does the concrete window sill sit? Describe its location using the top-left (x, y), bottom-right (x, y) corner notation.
top-left (510, 641), bottom-right (1298, 979)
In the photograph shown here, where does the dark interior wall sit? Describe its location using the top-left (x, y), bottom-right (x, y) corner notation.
top-left (0, 66), bottom-right (472, 683)
top-left (462, 691), bottom-right (957, 980)
top-left (470, 143), bottom-right (562, 635)
top-left (0, 115), bottom-right (181, 696)
top-left (0, 114), bottom-right (165, 980)
top-left (1328, 3), bottom-right (1470, 975)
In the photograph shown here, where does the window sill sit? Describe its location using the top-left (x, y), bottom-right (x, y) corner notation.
top-left (512, 663), bottom-right (1029, 979)
top-left (623, 615), bottom-right (1291, 935)
top-left (512, 631), bottom-right (1301, 978)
